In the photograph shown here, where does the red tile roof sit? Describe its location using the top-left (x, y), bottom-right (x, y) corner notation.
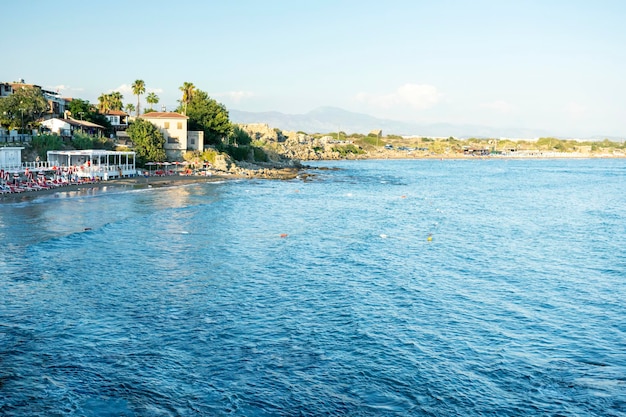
top-left (107, 110), bottom-right (128, 116)
top-left (138, 112), bottom-right (188, 119)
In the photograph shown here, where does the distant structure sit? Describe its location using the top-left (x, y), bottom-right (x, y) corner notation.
top-left (369, 129), bottom-right (383, 138)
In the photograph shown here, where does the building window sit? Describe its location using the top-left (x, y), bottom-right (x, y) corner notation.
top-left (177, 122), bottom-right (182, 129)
top-left (164, 122), bottom-right (170, 129)
top-left (168, 137), bottom-right (179, 144)
top-left (190, 138), bottom-right (195, 145)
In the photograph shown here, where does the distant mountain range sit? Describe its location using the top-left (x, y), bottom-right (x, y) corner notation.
top-left (229, 106), bottom-right (552, 139)
top-left (229, 106), bottom-right (624, 141)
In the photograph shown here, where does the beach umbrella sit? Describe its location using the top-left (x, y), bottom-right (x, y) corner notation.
top-left (13, 172), bottom-right (20, 185)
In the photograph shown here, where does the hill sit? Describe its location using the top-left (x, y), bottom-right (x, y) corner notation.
top-left (229, 106), bottom-right (554, 139)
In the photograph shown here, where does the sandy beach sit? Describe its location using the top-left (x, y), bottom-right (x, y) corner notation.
top-left (0, 174), bottom-right (236, 203)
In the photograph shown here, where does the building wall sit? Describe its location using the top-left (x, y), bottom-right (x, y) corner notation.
top-left (187, 131), bottom-right (204, 152)
top-left (0, 83), bottom-right (12, 97)
top-left (41, 118), bottom-right (71, 135)
top-left (106, 115), bottom-right (120, 125)
top-left (144, 117), bottom-right (188, 152)
top-left (0, 147), bottom-right (24, 170)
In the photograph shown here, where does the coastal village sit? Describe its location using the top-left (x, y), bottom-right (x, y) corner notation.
top-left (1, 78), bottom-right (625, 196)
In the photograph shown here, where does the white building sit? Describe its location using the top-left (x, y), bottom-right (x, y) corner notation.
top-left (105, 110), bottom-right (129, 131)
top-left (0, 147), bottom-right (24, 171)
top-left (46, 149), bottom-right (136, 180)
top-left (138, 112), bottom-right (204, 160)
top-left (41, 117), bottom-right (105, 137)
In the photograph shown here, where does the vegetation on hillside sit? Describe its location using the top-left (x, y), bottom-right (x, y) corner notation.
top-left (67, 99), bottom-right (113, 135)
top-left (344, 134), bottom-right (626, 155)
top-left (25, 132), bottom-right (115, 161)
top-left (0, 86), bottom-right (49, 132)
top-left (28, 134), bottom-right (65, 160)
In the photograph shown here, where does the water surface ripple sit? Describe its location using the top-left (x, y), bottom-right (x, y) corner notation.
top-left (1, 159), bottom-right (625, 416)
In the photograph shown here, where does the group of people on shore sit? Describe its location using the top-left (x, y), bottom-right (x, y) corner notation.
top-left (0, 167), bottom-right (98, 195)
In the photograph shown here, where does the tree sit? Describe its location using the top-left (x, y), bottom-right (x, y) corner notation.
top-left (97, 92), bottom-right (123, 113)
top-left (109, 91), bottom-right (124, 111)
top-left (126, 118), bottom-right (166, 164)
top-left (67, 98), bottom-right (112, 134)
top-left (179, 81), bottom-right (196, 115)
top-left (178, 89), bottom-right (232, 146)
top-left (125, 103), bottom-right (135, 115)
top-left (97, 93), bottom-right (112, 113)
top-left (146, 92), bottom-right (159, 111)
top-left (132, 79), bottom-right (145, 117)
top-left (68, 98), bottom-right (95, 117)
top-left (0, 85), bottom-right (48, 131)
top-left (230, 125), bottom-right (252, 146)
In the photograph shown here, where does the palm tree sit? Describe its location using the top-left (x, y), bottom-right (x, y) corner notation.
top-left (146, 92), bottom-right (159, 111)
top-left (97, 93), bottom-right (112, 114)
top-left (132, 79), bottom-right (146, 116)
top-left (125, 103), bottom-right (135, 115)
top-left (109, 91), bottom-right (124, 111)
top-left (179, 81), bottom-right (196, 115)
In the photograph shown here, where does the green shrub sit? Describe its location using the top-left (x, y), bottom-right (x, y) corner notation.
top-left (360, 136), bottom-right (380, 146)
top-left (225, 145), bottom-right (250, 161)
top-left (253, 147), bottom-right (269, 162)
top-left (29, 134), bottom-right (64, 159)
top-left (201, 149), bottom-right (218, 164)
top-left (229, 125), bottom-right (252, 146)
top-left (71, 132), bottom-right (114, 150)
top-left (331, 144), bottom-right (365, 156)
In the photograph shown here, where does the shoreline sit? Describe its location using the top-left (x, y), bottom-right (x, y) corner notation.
top-left (2, 154), bottom-right (624, 203)
top-left (0, 174), bottom-right (237, 203)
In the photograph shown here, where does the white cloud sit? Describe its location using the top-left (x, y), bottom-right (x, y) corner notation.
top-left (214, 91), bottom-right (254, 102)
top-left (110, 84), bottom-right (162, 95)
top-left (112, 83), bottom-right (134, 95)
top-left (481, 100), bottom-right (513, 113)
top-left (356, 83), bottom-right (442, 111)
top-left (46, 84), bottom-right (84, 94)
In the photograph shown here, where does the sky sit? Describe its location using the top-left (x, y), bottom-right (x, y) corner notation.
top-left (2, 0), bottom-right (625, 137)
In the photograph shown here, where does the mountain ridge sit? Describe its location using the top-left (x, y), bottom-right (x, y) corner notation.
top-left (229, 106), bottom-right (622, 140)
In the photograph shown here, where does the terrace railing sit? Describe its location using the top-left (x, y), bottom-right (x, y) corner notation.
top-left (0, 134), bottom-right (33, 143)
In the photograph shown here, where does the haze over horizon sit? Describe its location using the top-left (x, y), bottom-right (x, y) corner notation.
top-left (3, 0), bottom-right (625, 138)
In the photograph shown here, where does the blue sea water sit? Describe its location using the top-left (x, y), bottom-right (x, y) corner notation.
top-left (0, 158), bottom-right (625, 416)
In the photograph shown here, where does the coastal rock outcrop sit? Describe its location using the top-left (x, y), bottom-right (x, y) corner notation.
top-left (237, 123), bottom-right (359, 161)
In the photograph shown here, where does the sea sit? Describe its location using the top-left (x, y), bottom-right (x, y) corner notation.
top-left (0, 158), bottom-right (625, 416)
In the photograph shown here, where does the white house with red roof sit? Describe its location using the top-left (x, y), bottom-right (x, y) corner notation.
top-left (105, 110), bottom-right (129, 131)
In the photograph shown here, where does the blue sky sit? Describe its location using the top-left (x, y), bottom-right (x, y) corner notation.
top-left (3, 0), bottom-right (625, 137)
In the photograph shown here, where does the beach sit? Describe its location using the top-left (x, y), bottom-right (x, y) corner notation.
top-left (0, 174), bottom-right (235, 203)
